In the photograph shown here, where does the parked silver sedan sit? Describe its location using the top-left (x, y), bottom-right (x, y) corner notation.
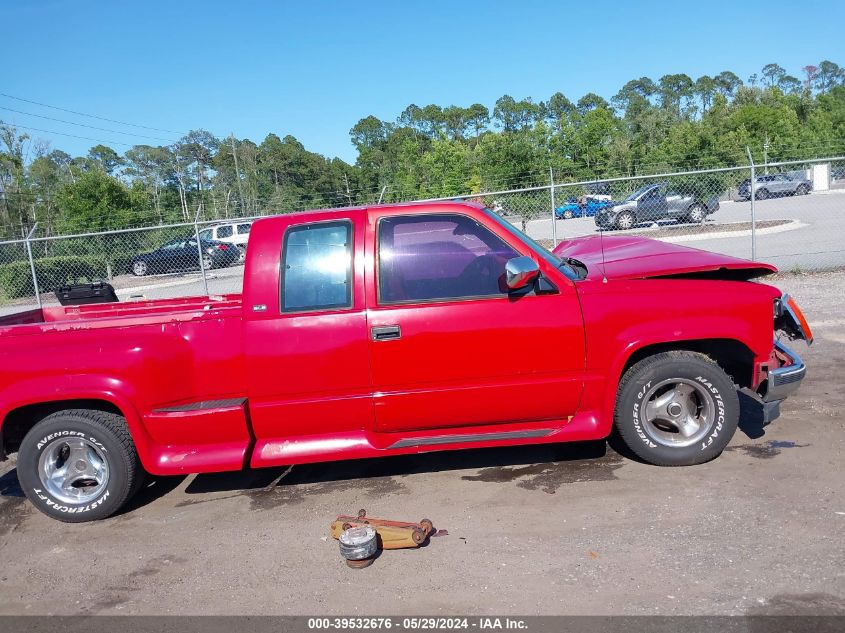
top-left (737, 174), bottom-right (812, 200)
top-left (595, 182), bottom-right (720, 230)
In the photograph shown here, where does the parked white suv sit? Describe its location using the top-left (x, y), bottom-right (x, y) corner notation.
top-left (198, 221), bottom-right (252, 262)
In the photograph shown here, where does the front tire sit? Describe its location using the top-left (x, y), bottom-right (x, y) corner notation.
top-left (756, 188), bottom-right (769, 200)
top-left (796, 184), bottom-right (810, 196)
top-left (563, 210), bottom-right (574, 220)
top-left (616, 211), bottom-right (636, 230)
top-left (686, 204), bottom-right (706, 224)
top-left (17, 409), bottom-right (143, 522)
top-left (613, 351), bottom-right (739, 466)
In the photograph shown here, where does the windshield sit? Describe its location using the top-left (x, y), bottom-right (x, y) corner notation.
top-left (483, 208), bottom-right (585, 280)
top-left (624, 184), bottom-right (654, 202)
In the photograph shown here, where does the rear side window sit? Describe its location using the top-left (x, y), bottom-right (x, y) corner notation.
top-left (378, 214), bottom-right (519, 304)
top-left (282, 221), bottom-right (352, 312)
top-left (217, 225), bottom-right (233, 238)
top-left (237, 223), bottom-right (251, 235)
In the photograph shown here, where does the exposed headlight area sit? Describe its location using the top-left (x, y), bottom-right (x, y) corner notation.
top-left (775, 294), bottom-right (814, 345)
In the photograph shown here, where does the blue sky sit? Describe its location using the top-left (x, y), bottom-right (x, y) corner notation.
top-left (2, 0), bottom-right (843, 163)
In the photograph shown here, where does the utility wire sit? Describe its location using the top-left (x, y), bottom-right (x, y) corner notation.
top-left (0, 106), bottom-right (178, 143)
top-left (0, 92), bottom-right (186, 135)
top-left (6, 123), bottom-right (137, 148)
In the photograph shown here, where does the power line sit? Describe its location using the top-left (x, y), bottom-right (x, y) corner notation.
top-left (0, 106), bottom-right (177, 144)
top-left (0, 92), bottom-right (186, 135)
top-left (5, 123), bottom-right (137, 148)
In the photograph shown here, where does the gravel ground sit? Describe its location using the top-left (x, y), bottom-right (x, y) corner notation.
top-left (0, 271), bottom-right (843, 616)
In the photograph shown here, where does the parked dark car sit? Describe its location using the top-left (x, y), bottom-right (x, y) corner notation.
top-left (595, 183), bottom-right (720, 230)
top-left (130, 237), bottom-right (239, 276)
top-left (737, 174), bottom-right (812, 200)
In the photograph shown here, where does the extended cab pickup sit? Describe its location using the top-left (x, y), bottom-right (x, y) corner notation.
top-left (0, 202), bottom-right (812, 522)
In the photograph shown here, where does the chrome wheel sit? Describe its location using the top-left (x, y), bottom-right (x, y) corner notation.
top-left (688, 204), bottom-right (705, 223)
top-left (617, 212), bottom-right (635, 230)
top-left (132, 260), bottom-right (148, 276)
top-left (38, 437), bottom-right (109, 505)
top-left (639, 378), bottom-right (716, 448)
top-left (237, 245), bottom-right (246, 262)
top-left (201, 254), bottom-right (213, 270)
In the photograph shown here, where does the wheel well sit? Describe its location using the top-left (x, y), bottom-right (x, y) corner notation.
top-left (0, 399), bottom-right (123, 457)
top-left (622, 339), bottom-right (755, 388)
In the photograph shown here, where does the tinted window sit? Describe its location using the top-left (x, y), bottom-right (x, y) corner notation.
top-left (282, 222), bottom-right (352, 312)
top-left (217, 225), bottom-right (233, 238)
top-left (237, 223), bottom-right (251, 235)
top-left (624, 185), bottom-right (654, 202)
top-left (378, 214), bottom-right (519, 304)
top-left (199, 229), bottom-right (212, 240)
top-left (161, 239), bottom-right (184, 250)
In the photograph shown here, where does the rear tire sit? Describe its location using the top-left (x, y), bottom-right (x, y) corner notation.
top-left (796, 184), bottom-right (810, 196)
top-left (17, 409), bottom-right (143, 522)
top-left (756, 188), bottom-right (769, 200)
top-left (613, 351), bottom-right (739, 466)
top-left (132, 260), bottom-right (148, 276)
top-left (563, 210), bottom-right (574, 220)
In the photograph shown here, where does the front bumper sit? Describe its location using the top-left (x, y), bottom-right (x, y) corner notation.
top-left (762, 341), bottom-right (806, 403)
top-left (754, 340), bottom-right (806, 425)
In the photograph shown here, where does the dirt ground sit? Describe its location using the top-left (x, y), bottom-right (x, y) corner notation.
top-left (0, 271), bottom-right (843, 616)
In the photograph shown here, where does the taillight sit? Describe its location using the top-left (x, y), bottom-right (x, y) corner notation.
top-left (784, 295), bottom-right (813, 345)
top-left (216, 244), bottom-right (230, 251)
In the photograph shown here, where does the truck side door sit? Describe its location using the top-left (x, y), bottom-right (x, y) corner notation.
top-left (243, 214), bottom-right (373, 466)
top-left (365, 208), bottom-right (585, 433)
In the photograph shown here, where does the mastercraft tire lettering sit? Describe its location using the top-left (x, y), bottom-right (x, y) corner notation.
top-left (17, 409), bottom-right (144, 523)
top-left (614, 351), bottom-right (740, 466)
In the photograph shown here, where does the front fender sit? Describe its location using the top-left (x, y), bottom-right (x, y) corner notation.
top-left (576, 278), bottom-right (779, 436)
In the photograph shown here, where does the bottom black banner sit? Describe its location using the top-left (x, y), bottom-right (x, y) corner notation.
top-left (0, 616), bottom-right (842, 633)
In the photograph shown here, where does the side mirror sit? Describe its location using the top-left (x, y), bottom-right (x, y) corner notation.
top-left (505, 256), bottom-right (540, 290)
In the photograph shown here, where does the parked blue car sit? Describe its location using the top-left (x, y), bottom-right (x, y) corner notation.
top-left (555, 196), bottom-right (615, 219)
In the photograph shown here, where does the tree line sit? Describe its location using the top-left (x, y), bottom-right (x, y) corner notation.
top-left (1, 60), bottom-right (844, 240)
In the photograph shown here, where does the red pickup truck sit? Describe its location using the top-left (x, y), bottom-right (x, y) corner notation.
top-left (0, 202), bottom-right (812, 522)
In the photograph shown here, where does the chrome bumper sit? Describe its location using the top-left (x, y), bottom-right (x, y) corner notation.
top-left (762, 341), bottom-right (806, 403)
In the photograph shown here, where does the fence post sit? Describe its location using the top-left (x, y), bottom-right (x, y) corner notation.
top-left (746, 147), bottom-right (757, 261)
top-left (194, 209), bottom-right (210, 296)
top-left (25, 223), bottom-right (42, 310)
top-left (550, 167), bottom-right (557, 247)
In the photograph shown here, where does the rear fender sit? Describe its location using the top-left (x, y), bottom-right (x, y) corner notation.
top-left (0, 374), bottom-right (156, 471)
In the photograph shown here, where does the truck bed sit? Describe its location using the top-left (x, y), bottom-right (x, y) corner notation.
top-left (0, 294), bottom-right (243, 333)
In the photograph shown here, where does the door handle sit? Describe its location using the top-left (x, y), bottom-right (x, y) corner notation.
top-left (371, 325), bottom-right (401, 341)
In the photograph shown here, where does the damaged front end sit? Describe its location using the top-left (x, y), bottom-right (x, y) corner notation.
top-left (754, 294), bottom-right (813, 424)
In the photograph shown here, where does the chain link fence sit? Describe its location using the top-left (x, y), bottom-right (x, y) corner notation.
top-left (0, 156), bottom-right (843, 315)
top-left (452, 157), bottom-right (844, 272)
